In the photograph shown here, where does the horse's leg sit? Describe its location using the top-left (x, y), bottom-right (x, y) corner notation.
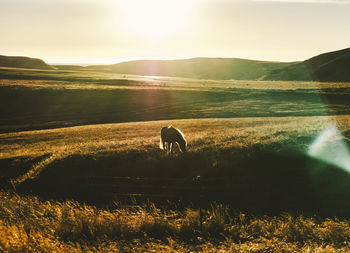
top-left (163, 141), bottom-right (167, 153)
top-left (176, 142), bottom-right (181, 152)
top-left (165, 142), bottom-right (169, 154)
top-left (169, 142), bottom-right (173, 153)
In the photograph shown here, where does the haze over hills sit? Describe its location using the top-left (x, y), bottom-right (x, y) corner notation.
top-left (84, 58), bottom-right (295, 80)
top-left (1, 47), bottom-right (349, 81)
top-left (0, 55), bottom-right (55, 70)
top-left (80, 47), bottom-right (350, 82)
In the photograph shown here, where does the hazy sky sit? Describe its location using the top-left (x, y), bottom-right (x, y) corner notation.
top-left (1, 0), bottom-right (350, 64)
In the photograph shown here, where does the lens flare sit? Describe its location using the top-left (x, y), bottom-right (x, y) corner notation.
top-left (308, 125), bottom-right (350, 172)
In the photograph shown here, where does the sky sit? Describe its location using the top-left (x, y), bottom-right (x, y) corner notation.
top-left (1, 0), bottom-right (350, 64)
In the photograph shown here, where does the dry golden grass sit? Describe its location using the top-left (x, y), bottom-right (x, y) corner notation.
top-left (2, 116), bottom-right (350, 251)
top-left (2, 115), bottom-right (350, 185)
top-left (1, 191), bottom-right (350, 252)
top-left (0, 115), bottom-right (339, 159)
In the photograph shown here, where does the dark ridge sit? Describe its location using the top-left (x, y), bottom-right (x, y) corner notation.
top-left (264, 47), bottom-right (350, 82)
top-left (0, 55), bottom-right (55, 70)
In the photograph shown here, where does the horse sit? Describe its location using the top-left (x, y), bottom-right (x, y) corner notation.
top-left (159, 126), bottom-right (187, 153)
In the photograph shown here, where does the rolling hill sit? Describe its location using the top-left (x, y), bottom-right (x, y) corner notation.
top-left (0, 55), bottom-right (55, 70)
top-left (2, 47), bottom-right (350, 81)
top-left (82, 47), bottom-right (350, 81)
top-left (85, 57), bottom-right (294, 80)
top-left (264, 47), bottom-right (350, 82)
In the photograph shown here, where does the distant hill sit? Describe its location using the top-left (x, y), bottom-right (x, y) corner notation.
top-left (264, 47), bottom-right (350, 82)
top-left (85, 58), bottom-right (295, 80)
top-left (0, 55), bottom-right (54, 70)
top-left (2, 47), bottom-right (350, 81)
top-left (84, 47), bottom-right (350, 82)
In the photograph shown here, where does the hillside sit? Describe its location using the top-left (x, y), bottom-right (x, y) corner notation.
top-left (305, 47), bottom-right (350, 82)
top-left (85, 58), bottom-right (294, 80)
top-left (0, 55), bottom-right (54, 70)
top-left (83, 47), bottom-right (350, 81)
top-left (264, 47), bottom-right (350, 82)
top-left (3, 47), bottom-right (350, 81)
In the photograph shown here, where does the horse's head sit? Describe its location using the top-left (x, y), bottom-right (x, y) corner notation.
top-left (179, 138), bottom-right (187, 152)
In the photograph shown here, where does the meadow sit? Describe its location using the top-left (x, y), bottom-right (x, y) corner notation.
top-left (2, 67), bottom-right (350, 251)
top-left (2, 66), bottom-right (350, 133)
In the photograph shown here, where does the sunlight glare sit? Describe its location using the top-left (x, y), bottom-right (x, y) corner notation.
top-left (308, 125), bottom-right (350, 172)
top-left (116, 0), bottom-right (195, 40)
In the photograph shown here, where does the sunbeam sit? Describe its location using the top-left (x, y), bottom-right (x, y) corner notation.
top-left (308, 125), bottom-right (350, 172)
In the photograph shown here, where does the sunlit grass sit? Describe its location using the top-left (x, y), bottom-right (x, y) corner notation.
top-left (1, 116), bottom-right (336, 159)
top-left (2, 115), bottom-right (350, 186)
top-left (1, 191), bottom-right (350, 252)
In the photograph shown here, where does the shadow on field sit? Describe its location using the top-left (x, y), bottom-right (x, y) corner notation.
top-left (0, 85), bottom-right (336, 133)
top-left (13, 146), bottom-right (350, 218)
top-left (0, 155), bottom-right (50, 188)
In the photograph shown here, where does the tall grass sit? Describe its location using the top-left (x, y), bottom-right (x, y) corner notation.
top-left (1, 191), bottom-right (350, 252)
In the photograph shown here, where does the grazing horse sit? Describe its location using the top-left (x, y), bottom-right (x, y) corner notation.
top-left (159, 126), bottom-right (187, 153)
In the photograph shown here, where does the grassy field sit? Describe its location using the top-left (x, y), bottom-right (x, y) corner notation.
top-left (1, 190), bottom-right (350, 252)
top-left (2, 67), bottom-right (350, 133)
top-left (2, 67), bottom-right (350, 251)
top-left (2, 115), bottom-right (350, 217)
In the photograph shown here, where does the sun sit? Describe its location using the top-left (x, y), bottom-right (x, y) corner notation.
top-left (116, 0), bottom-right (195, 40)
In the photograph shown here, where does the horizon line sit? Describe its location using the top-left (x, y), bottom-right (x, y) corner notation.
top-left (43, 56), bottom-right (302, 66)
top-left (15, 46), bottom-right (347, 66)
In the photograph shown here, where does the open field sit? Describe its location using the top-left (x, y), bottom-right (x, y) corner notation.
top-left (2, 68), bottom-right (350, 251)
top-left (2, 115), bottom-right (350, 217)
top-left (3, 66), bottom-right (350, 89)
top-left (2, 115), bottom-right (350, 251)
top-left (2, 67), bottom-right (350, 133)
